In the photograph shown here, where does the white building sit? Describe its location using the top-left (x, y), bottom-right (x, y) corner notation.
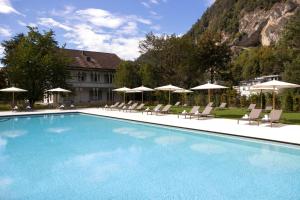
top-left (45, 49), bottom-right (121, 105)
top-left (234, 75), bottom-right (280, 97)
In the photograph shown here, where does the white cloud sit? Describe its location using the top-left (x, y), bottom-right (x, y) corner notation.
top-left (75, 8), bottom-right (124, 29)
top-left (35, 7), bottom-right (154, 60)
top-left (0, 0), bottom-right (20, 14)
top-left (141, 0), bottom-right (167, 7)
top-left (38, 17), bottom-right (72, 31)
top-left (0, 26), bottom-right (11, 37)
top-left (50, 5), bottom-right (75, 16)
top-left (141, 2), bottom-right (150, 8)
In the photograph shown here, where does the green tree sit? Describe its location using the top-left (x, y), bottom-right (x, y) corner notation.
top-left (195, 31), bottom-right (231, 83)
top-left (1, 27), bottom-right (70, 107)
top-left (114, 61), bottom-right (141, 88)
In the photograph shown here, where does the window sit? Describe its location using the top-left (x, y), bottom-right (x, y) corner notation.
top-left (89, 88), bottom-right (102, 101)
top-left (77, 71), bottom-right (86, 82)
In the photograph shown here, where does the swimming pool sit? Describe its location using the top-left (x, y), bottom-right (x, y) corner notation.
top-left (0, 113), bottom-right (300, 199)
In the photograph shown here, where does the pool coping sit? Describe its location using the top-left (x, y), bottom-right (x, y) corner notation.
top-left (1, 109), bottom-right (300, 147)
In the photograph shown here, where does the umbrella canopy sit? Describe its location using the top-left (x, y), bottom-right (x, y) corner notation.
top-left (191, 83), bottom-right (228, 103)
top-left (0, 87), bottom-right (27, 106)
top-left (125, 89), bottom-right (142, 93)
top-left (252, 80), bottom-right (300, 89)
top-left (47, 87), bottom-right (71, 93)
top-left (173, 89), bottom-right (193, 93)
top-left (0, 87), bottom-right (27, 92)
top-left (112, 87), bottom-right (131, 92)
top-left (191, 83), bottom-right (227, 90)
top-left (46, 88), bottom-right (71, 105)
top-left (155, 84), bottom-right (183, 104)
top-left (113, 87), bottom-right (131, 102)
top-left (133, 86), bottom-right (154, 92)
top-left (252, 80), bottom-right (300, 109)
top-left (132, 85), bottom-right (154, 103)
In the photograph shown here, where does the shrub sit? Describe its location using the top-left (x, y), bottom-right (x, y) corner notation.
top-left (284, 92), bottom-right (293, 111)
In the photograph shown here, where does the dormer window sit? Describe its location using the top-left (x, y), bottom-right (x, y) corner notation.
top-left (86, 56), bottom-right (91, 62)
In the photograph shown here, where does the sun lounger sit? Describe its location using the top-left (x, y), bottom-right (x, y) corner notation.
top-left (248, 104), bottom-right (256, 111)
top-left (12, 105), bottom-right (19, 112)
top-left (145, 104), bottom-right (162, 115)
top-left (157, 104), bottom-right (172, 115)
top-left (59, 105), bottom-right (65, 110)
top-left (217, 102), bottom-right (227, 109)
top-left (25, 105), bottom-right (32, 111)
top-left (196, 106), bottom-right (213, 119)
top-left (260, 109), bottom-right (282, 127)
top-left (115, 102), bottom-right (125, 110)
top-left (105, 102), bottom-right (119, 110)
top-left (175, 102), bottom-right (180, 106)
top-left (69, 104), bottom-right (75, 109)
top-left (207, 102), bottom-right (214, 107)
top-left (127, 100), bottom-right (133, 105)
top-left (123, 103), bottom-right (138, 112)
top-left (178, 106), bottom-right (200, 119)
top-left (135, 103), bottom-right (145, 112)
top-left (264, 106), bottom-right (272, 112)
top-left (238, 108), bottom-right (262, 125)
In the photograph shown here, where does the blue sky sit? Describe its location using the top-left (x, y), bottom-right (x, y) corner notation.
top-left (0, 0), bottom-right (214, 64)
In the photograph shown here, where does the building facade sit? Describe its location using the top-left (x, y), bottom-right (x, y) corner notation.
top-left (63, 49), bottom-right (121, 104)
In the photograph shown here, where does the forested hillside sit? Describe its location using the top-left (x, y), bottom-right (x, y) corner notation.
top-left (186, 0), bottom-right (299, 47)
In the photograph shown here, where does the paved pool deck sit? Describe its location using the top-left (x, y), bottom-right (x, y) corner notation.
top-left (1, 108), bottom-right (300, 146)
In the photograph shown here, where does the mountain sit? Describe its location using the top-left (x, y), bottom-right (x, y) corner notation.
top-left (186, 0), bottom-right (300, 47)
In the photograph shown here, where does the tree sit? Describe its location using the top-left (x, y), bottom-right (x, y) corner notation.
top-left (1, 27), bottom-right (70, 107)
top-left (114, 61), bottom-right (141, 88)
top-left (195, 31), bottom-right (231, 83)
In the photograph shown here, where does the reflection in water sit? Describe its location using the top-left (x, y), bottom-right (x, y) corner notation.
top-left (190, 143), bottom-right (225, 154)
top-left (47, 127), bottom-right (71, 134)
top-left (0, 177), bottom-right (13, 190)
top-left (113, 127), bottom-right (155, 139)
top-left (0, 130), bottom-right (27, 138)
top-left (248, 148), bottom-right (300, 172)
top-left (53, 146), bottom-right (141, 182)
top-left (0, 138), bottom-right (7, 149)
top-left (154, 136), bottom-right (185, 146)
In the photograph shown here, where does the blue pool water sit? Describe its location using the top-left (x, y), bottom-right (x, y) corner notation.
top-left (0, 113), bottom-right (300, 199)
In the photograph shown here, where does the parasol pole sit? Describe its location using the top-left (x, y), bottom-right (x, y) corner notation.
top-left (12, 92), bottom-right (15, 106)
top-left (272, 86), bottom-right (275, 109)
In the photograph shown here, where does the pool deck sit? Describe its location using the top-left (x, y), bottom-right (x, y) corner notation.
top-left (1, 108), bottom-right (300, 146)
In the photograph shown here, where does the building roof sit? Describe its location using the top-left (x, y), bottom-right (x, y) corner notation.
top-left (62, 49), bottom-right (121, 70)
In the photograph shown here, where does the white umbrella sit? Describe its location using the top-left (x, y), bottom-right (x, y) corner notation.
top-left (113, 87), bottom-right (131, 103)
top-left (47, 87), bottom-right (71, 104)
top-left (173, 89), bottom-right (193, 105)
top-left (132, 85), bottom-right (154, 103)
top-left (191, 83), bottom-right (227, 103)
top-left (0, 87), bottom-right (27, 106)
top-left (155, 84), bottom-right (183, 104)
top-left (47, 87), bottom-right (71, 93)
top-left (252, 80), bottom-right (300, 109)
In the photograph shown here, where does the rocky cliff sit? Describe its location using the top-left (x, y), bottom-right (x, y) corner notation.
top-left (187, 0), bottom-right (300, 47)
top-left (236, 0), bottom-right (299, 46)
